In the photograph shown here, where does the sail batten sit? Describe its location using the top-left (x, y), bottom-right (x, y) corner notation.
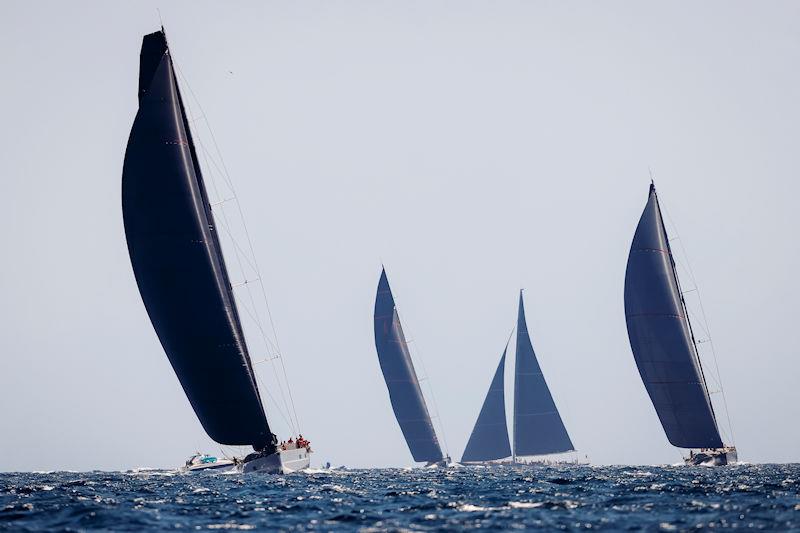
top-left (373, 269), bottom-right (444, 463)
top-left (624, 184), bottom-right (723, 449)
top-left (122, 30), bottom-right (273, 451)
top-left (513, 292), bottom-right (574, 457)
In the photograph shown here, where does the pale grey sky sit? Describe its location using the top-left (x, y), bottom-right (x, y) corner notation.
top-left (1, 1), bottom-right (798, 471)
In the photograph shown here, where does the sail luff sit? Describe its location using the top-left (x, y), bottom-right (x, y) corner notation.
top-left (513, 292), bottom-right (575, 457)
top-left (461, 341), bottom-right (512, 463)
top-left (373, 269), bottom-right (444, 463)
top-left (623, 183), bottom-right (723, 449)
top-left (122, 30), bottom-right (274, 451)
top-left (654, 188), bottom-right (720, 429)
top-left (170, 53), bottom-right (263, 404)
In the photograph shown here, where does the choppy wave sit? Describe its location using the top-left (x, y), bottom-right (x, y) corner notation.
top-left (1, 464), bottom-right (798, 530)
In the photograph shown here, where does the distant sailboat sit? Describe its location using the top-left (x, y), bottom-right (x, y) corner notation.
top-left (462, 292), bottom-right (575, 464)
top-left (624, 183), bottom-right (737, 466)
top-left (373, 268), bottom-right (449, 466)
top-left (122, 29), bottom-right (309, 474)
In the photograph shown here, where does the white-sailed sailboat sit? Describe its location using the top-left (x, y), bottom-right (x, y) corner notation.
top-left (624, 182), bottom-right (737, 466)
top-left (122, 29), bottom-right (309, 474)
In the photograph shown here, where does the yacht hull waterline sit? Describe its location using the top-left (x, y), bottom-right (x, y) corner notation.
top-left (685, 447), bottom-right (738, 466)
top-left (241, 448), bottom-right (311, 474)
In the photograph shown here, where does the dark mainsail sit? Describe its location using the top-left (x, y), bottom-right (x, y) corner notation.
top-left (513, 292), bottom-right (574, 457)
top-left (122, 30), bottom-right (274, 451)
top-left (373, 269), bottom-right (444, 463)
top-left (624, 184), bottom-right (723, 449)
top-left (461, 346), bottom-right (512, 463)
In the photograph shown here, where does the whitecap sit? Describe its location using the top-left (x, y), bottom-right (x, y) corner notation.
top-left (458, 504), bottom-right (490, 512)
top-left (509, 501), bottom-right (544, 509)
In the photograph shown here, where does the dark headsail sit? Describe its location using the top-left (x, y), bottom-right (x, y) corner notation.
top-left (373, 269), bottom-right (444, 463)
top-left (624, 184), bottom-right (723, 449)
top-left (513, 292), bottom-right (574, 457)
top-left (122, 30), bottom-right (274, 451)
top-left (461, 345), bottom-right (512, 463)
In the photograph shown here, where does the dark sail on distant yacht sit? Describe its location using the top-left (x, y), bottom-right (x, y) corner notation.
top-left (461, 291), bottom-right (574, 464)
top-left (373, 269), bottom-right (445, 464)
top-left (624, 183), bottom-right (736, 466)
top-left (461, 346), bottom-right (511, 463)
top-left (513, 292), bottom-right (574, 457)
top-left (122, 30), bottom-right (309, 473)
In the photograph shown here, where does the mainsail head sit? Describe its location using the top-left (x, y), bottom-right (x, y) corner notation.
top-left (461, 346), bottom-right (512, 463)
top-left (624, 184), bottom-right (723, 449)
top-left (513, 291), bottom-right (575, 457)
top-left (373, 268), bottom-right (444, 463)
top-left (122, 30), bottom-right (275, 451)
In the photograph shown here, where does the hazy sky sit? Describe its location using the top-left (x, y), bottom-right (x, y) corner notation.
top-left (1, 1), bottom-right (798, 472)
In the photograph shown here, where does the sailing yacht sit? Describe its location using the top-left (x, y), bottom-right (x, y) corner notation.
top-left (373, 268), bottom-right (450, 467)
top-left (122, 29), bottom-right (309, 474)
top-left (624, 183), bottom-right (737, 466)
top-left (461, 292), bottom-right (576, 465)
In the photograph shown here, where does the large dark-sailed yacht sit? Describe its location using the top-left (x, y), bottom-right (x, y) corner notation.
top-left (122, 29), bottom-right (309, 474)
top-left (373, 268), bottom-right (449, 466)
top-left (624, 183), bottom-right (737, 466)
top-left (461, 292), bottom-right (575, 464)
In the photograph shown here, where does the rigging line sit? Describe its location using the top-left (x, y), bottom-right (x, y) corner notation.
top-left (212, 197), bottom-right (236, 208)
top-left (199, 150), bottom-right (297, 435)
top-left (394, 305), bottom-right (451, 461)
top-left (173, 64), bottom-right (301, 433)
top-left (656, 195), bottom-right (720, 431)
top-left (213, 214), bottom-right (279, 353)
top-left (662, 206), bottom-right (736, 446)
top-left (191, 115), bottom-right (270, 345)
top-left (175, 68), bottom-right (296, 435)
top-left (253, 358), bottom-right (296, 434)
top-left (201, 147), bottom-right (296, 434)
top-left (199, 145), bottom-right (260, 276)
top-left (212, 157), bottom-right (303, 433)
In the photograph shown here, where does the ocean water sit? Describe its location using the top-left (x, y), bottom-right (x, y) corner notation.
top-left (1, 464), bottom-right (798, 531)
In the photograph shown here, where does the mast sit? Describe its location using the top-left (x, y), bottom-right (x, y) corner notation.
top-left (513, 291), bottom-right (574, 458)
top-left (171, 36), bottom-right (263, 406)
top-left (651, 185), bottom-right (720, 432)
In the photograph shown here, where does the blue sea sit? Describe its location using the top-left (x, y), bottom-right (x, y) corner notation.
top-left (1, 464), bottom-right (798, 531)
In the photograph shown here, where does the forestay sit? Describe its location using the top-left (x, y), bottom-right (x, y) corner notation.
top-left (624, 184), bottom-right (723, 449)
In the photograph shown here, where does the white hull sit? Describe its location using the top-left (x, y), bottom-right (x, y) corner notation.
top-left (184, 460), bottom-right (236, 473)
top-left (684, 447), bottom-right (738, 466)
top-left (241, 447), bottom-right (311, 474)
top-left (181, 454), bottom-right (236, 473)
